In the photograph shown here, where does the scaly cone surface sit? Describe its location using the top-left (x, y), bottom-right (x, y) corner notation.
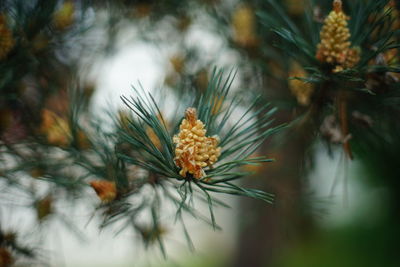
top-left (173, 108), bottom-right (221, 179)
top-left (316, 0), bottom-right (360, 72)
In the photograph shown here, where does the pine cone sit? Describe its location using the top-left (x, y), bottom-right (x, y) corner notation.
top-left (316, 0), bottom-right (360, 72)
top-left (173, 108), bottom-right (221, 179)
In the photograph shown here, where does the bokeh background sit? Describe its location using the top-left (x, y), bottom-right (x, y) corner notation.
top-left (1, 0), bottom-right (399, 266)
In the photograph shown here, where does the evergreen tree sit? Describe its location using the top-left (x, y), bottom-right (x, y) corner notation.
top-left (0, 0), bottom-right (399, 266)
